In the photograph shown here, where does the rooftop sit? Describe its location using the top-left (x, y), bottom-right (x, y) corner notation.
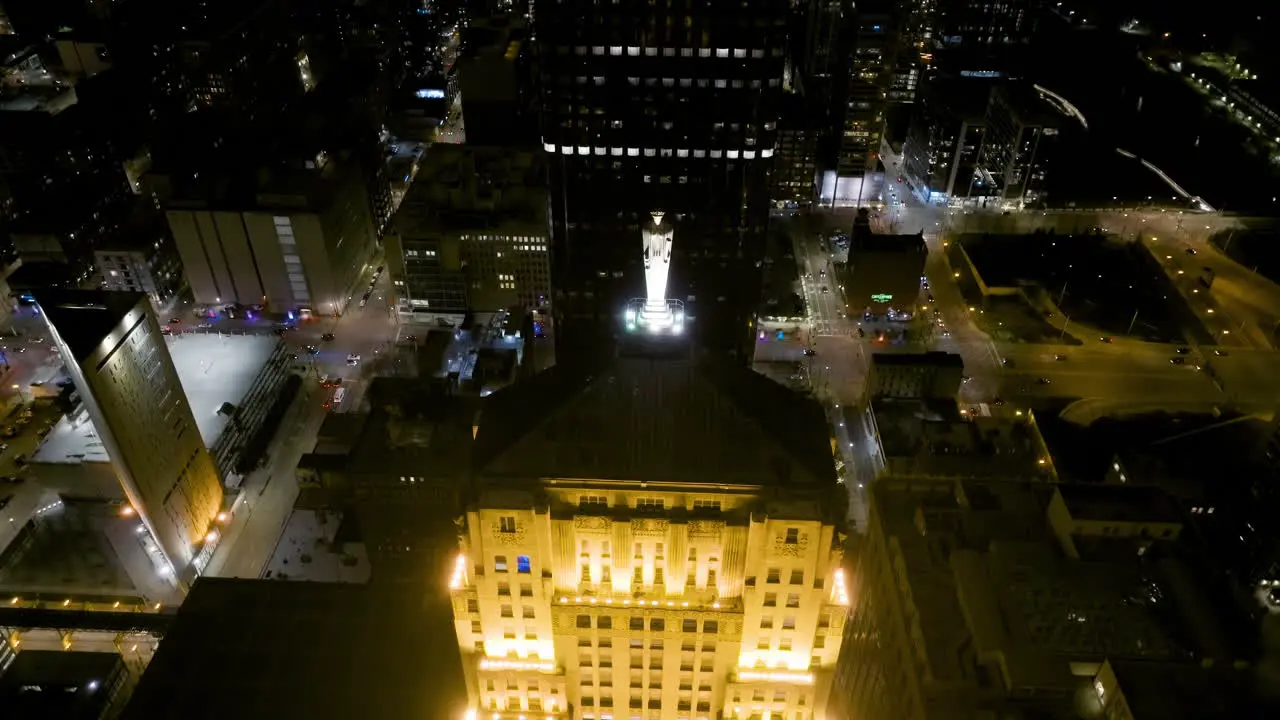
top-left (1055, 483), bottom-right (1184, 526)
top-left (344, 378), bottom-right (479, 479)
top-left (32, 414), bottom-right (110, 464)
top-left (35, 290), bottom-right (148, 365)
top-left (122, 578), bottom-right (468, 720)
top-left (397, 144), bottom-right (546, 232)
top-left (872, 397), bottom-right (1049, 479)
top-left (166, 332), bottom-right (280, 448)
top-left (850, 231), bottom-right (927, 254)
top-left (871, 351), bottom-right (965, 370)
top-left (0, 650), bottom-right (125, 720)
top-left (474, 358), bottom-right (836, 487)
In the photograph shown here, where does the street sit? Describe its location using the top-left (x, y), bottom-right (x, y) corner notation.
top-left (762, 149), bottom-right (1280, 533)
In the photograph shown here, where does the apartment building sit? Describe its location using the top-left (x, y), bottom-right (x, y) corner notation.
top-left (450, 358), bottom-right (849, 720)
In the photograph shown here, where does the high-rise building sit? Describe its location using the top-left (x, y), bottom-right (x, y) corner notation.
top-left (34, 290), bottom-right (223, 581)
top-left (969, 84), bottom-right (1061, 208)
top-left (458, 15), bottom-right (535, 147)
top-left (536, 0), bottom-right (790, 361)
top-left (389, 144), bottom-right (550, 322)
top-left (451, 357), bottom-right (849, 720)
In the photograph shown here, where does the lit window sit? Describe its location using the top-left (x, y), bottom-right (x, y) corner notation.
top-left (518, 555), bottom-right (531, 573)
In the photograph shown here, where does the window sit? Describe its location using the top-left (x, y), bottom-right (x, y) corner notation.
top-left (814, 635), bottom-right (825, 649)
top-left (682, 619), bottom-right (697, 633)
top-left (521, 583), bottom-right (533, 597)
top-left (466, 598), bottom-right (479, 613)
top-left (501, 604), bottom-right (513, 617)
top-left (692, 500), bottom-right (721, 511)
top-left (636, 498), bottom-right (665, 511)
top-left (760, 616), bottom-right (773, 629)
top-left (764, 593), bottom-right (777, 607)
top-left (757, 639), bottom-right (770, 650)
top-left (582, 565), bottom-right (592, 583)
top-left (495, 556), bottom-right (508, 572)
top-left (782, 617), bottom-right (796, 630)
top-left (631, 616), bottom-right (644, 630)
top-left (577, 615), bottom-right (592, 628)
top-left (790, 570), bottom-right (804, 585)
top-left (472, 620), bottom-right (482, 633)
top-left (524, 606), bottom-right (536, 619)
top-left (786, 593), bottom-right (800, 608)
top-left (704, 621), bottom-right (718, 634)
top-left (785, 528), bottom-right (799, 544)
top-left (500, 516), bottom-right (517, 533)
top-left (580, 495), bottom-right (608, 508)
top-left (599, 616), bottom-right (613, 630)
top-left (766, 568), bottom-right (780, 584)
top-left (650, 618), bottom-right (665, 632)
top-left (498, 582), bottom-right (510, 596)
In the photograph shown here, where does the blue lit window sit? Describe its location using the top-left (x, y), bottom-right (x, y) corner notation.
top-left (873, 25), bottom-right (881, 31)
top-left (517, 555), bottom-right (531, 574)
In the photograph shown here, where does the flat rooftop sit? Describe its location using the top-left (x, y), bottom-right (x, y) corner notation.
top-left (166, 333), bottom-right (279, 448)
top-left (32, 414), bottom-right (109, 464)
top-left (122, 578), bottom-right (468, 720)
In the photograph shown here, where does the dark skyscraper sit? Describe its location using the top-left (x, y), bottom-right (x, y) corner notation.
top-left (536, 0), bottom-right (790, 362)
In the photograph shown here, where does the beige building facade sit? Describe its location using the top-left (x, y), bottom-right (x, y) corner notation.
top-left (451, 483), bottom-right (849, 720)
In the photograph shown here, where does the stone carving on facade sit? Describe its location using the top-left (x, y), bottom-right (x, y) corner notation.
top-left (573, 515), bottom-right (612, 532)
top-left (687, 520), bottom-right (725, 539)
top-left (773, 534), bottom-right (810, 557)
top-left (491, 522), bottom-right (527, 545)
top-left (631, 518), bottom-right (670, 537)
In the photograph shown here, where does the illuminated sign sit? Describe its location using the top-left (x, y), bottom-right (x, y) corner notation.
top-left (960, 70), bottom-right (1003, 78)
top-left (870, 294), bottom-right (893, 303)
top-left (416, 89), bottom-right (446, 99)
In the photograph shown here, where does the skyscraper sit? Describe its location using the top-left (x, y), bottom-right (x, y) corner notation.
top-left (536, 0), bottom-right (790, 361)
top-left (36, 290), bottom-right (223, 582)
top-left (452, 357), bottom-right (850, 720)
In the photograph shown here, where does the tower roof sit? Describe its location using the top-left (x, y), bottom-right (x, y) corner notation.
top-left (34, 289), bottom-right (149, 365)
top-left (473, 358), bottom-right (836, 487)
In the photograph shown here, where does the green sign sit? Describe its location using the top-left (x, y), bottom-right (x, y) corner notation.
top-left (870, 294), bottom-right (893, 303)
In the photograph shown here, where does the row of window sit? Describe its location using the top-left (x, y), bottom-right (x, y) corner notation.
top-left (543, 144), bottom-right (777, 159)
top-left (557, 46), bottom-right (781, 59)
top-left (577, 616), bottom-right (720, 634)
top-left (580, 496), bottom-right (723, 511)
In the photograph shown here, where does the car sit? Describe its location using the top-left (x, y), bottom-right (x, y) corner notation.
top-left (1170, 357), bottom-right (1186, 365)
top-left (991, 397), bottom-right (1005, 406)
top-left (169, 317), bottom-right (182, 324)
top-left (377, 265), bottom-right (384, 273)
top-left (319, 374), bottom-right (329, 385)
top-left (14, 347), bottom-right (24, 353)
top-left (160, 326), bottom-right (173, 335)
top-left (321, 333), bottom-right (335, 341)
top-left (941, 330), bottom-right (951, 338)
top-left (288, 353), bottom-right (299, 361)
top-left (819, 270), bottom-right (826, 277)
top-left (306, 345), bottom-right (320, 356)
top-left (347, 353), bottom-right (361, 366)
top-left (359, 299), bottom-right (368, 308)
top-left (1002, 358), bottom-right (1014, 367)
top-left (0, 475), bottom-right (21, 484)
top-left (1185, 247), bottom-right (1197, 255)
top-left (932, 309), bottom-right (942, 318)
top-left (1055, 354), bottom-right (1067, 361)
top-left (820, 286), bottom-right (830, 294)
top-left (197, 322), bottom-right (212, 329)
top-left (802, 348), bottom-right (816, 357)
top-left (0, 443), bottom-right (7, 453)
top-left (1175, 347), bottom-right (1190, 355)
top-left (405, 335), bottom-right (418, 342)
top-left (961, 376), bottom-right (971, 383)
top-left (1100, 336), bottom-right (1114, 343)
top-left (1213, 349), bottom-right (1229, 356)
top-left (897, 176), bottom-right (904, 183)
top-left (927, 294), bottom-right (935, 303)
top-left (1036, 377), bottom-right (1051, 385)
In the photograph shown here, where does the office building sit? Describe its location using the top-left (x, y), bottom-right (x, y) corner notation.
top-left (866, 352), bottom-right (964, 400)
top-left (537, 0), bottom-right (789, 362)
top-left (771, 95), bottom-right (820, 207)
top-left (829, 479), bottom-right (1256, 720)
top-left (969, 85), bottom-right (1062, 208)
top-left (838, 230), bottom-right (925, 318)
top-left (451, 357), bottom-right (849, 720)
top-left (34, 291), bottom-right (223, 581)
top-left (153, 131), bottom-right (379, 315)
top-left (865, 396), bottom-right (1054, 480)
top-left (389, 145), bottom-right (549, 323)
top-left (823, 3), bottom-right (897, 206)
top-left (900, 80), bottom-right (990, 205)
top-left (121, 578), bottom-right (469, 720)
top-left (458, 15), bottom-right (534, 147)
top-left (93, 213), bottom-right (184, 305)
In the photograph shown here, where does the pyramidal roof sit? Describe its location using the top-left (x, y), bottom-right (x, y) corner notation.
top-left (474, 358), bottom-right (836, 487)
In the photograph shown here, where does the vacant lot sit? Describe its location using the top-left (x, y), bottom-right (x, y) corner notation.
top-left (960, 231), bottom-right (1204, 343)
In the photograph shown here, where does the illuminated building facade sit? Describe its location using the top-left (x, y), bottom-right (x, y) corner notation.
top-left (35, 290), bottom-right (223, 582)
top-left (450, 359), bottom-right (849, 720)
